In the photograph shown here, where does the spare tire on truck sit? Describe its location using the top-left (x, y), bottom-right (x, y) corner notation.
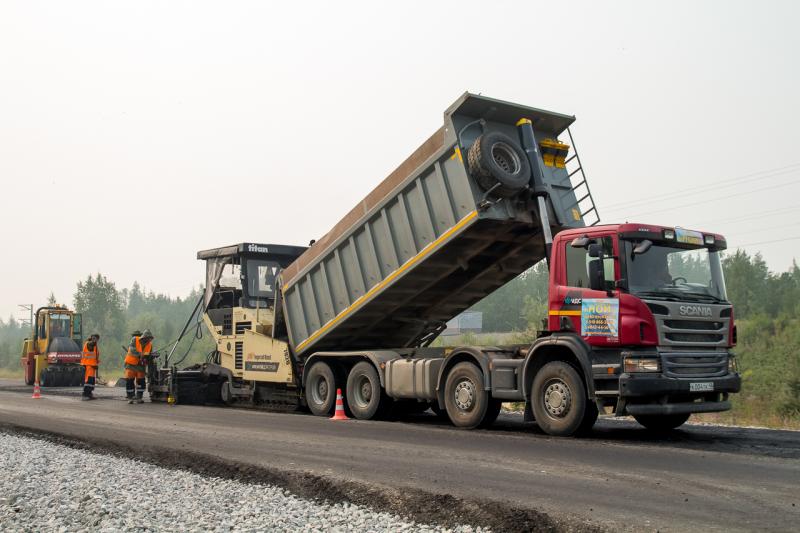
top-left (467, 131), bottom-right (531, 198)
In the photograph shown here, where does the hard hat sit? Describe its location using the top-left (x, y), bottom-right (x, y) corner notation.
top-left (131, 330), bottom-right (142, 337)
top-left (141, 329), bottom-right (153, 339)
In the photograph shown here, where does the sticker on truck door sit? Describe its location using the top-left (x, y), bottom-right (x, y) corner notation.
top-left (581, 298), bottom-right (619, 339)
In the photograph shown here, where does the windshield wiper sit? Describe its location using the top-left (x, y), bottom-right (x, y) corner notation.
top-left (634, 290), bottom-right (682, 301)
top-left (681, 292), bottom-right (726, 303)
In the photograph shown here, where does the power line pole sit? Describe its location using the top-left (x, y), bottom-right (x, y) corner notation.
top-left (18, 304), bottom-right (33, 335)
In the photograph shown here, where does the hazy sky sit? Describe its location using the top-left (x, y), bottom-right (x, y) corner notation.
top-left (1, 1), bottom-right (798, 321)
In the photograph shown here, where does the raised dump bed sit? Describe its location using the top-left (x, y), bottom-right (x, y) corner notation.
top-left (278, 93), bottom-right (594, 357)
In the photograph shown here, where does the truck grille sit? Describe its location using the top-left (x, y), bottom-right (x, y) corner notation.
top-left (662, 352), bottom-right (728, 378)
top-left (235, 342), bottom-right (243, 370)
top-left (664, 320), bottom-right (723, 330)
top-left (647, 301), bottom-right (731, 348)
top-left (665, 332), bottom-right (724, 343)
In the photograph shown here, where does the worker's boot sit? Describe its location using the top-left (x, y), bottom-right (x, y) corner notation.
top-left (135, 378), bottom-right (145, 403)
top-left (126, 377), bottom-right (135, 403)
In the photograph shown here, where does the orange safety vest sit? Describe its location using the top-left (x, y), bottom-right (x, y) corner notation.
top-left (124, 336), bottom-right (152, 369)
top-left (81, 341), bottom-right (99, 367)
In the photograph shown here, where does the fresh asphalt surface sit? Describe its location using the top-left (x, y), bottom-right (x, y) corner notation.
top-left (1, 380), bottom-right (798, 532)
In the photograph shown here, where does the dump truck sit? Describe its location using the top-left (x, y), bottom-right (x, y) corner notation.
top-left (21, 305), bottom-right (85, 386)
top-left (149, 93), bottom-right (740, 436)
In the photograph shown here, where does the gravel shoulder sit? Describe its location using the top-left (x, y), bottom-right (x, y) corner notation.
top-left (0, 431), bottom-right (489, 532)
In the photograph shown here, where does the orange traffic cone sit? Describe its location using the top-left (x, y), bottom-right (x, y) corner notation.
top-left (32, 380), bottom-right (42, 399)
top-left (331, 388), bottom-right (349, 420)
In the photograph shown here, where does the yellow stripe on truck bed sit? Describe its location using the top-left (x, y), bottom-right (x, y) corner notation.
top-left (295, 210), bottom-right (480, 353)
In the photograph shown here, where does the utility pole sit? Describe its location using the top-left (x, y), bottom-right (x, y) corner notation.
top-left (18, 304), bottom-right (33, 335)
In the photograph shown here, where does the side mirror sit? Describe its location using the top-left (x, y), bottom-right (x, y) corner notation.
top-left (633, 239), bottom-right (653, 255)
top-left (588, 259), bottom-right (605, 291)
top-left (588, 243), bottom-right (602, 258)
top-left (571, 236), bottom-right (591, 248)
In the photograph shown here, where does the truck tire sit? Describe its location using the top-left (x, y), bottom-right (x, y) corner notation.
top-left (576, 401), bottom-right (599, 436)
top-left (305, 362), bottom-right (337, 416)
top-left (480, 398), bottom-right (503, 428)
top-left (444, 362), bottom-right (490, 429)
top-left (531, 361), bottom-right (588, 437)
top-left (467, 131), bottom-right (531, 198)
top-left (346, 361), bottom-right (386, 420)
top-left (633, 413), bottom-right (690, 431)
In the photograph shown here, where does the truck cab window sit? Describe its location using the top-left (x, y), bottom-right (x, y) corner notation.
top-left (246, 260), bottom-right (279, 300)
top-left (565, 237), bottom-right (614, 290)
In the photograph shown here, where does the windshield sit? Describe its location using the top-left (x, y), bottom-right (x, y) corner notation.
top-left (624, 241), bottom-right (728, 302)
top-left (49, 313), bottom-right (72, 338)
top-left (245, 259), bottom-right (280, 299)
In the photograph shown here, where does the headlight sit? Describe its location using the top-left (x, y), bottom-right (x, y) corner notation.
top-left (704, 234), bottom-right (715, 245)
top-left (624, 356), bottom-right (661, 373)
top-left (663, 229), bottom-right (675, 240)
top-left (728, 355), bottom-right (738, 373)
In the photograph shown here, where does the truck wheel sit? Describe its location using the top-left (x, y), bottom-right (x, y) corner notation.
top-left (346, 362), bottom-right (385, 420)
top-left (305, 362), bottom-right (336, 416)
top-left (467, 131), bottom-right (531, 198)
top-left (480, 398), bottom-right (503, 428)
top-left (444, 362), bottom-right (489, 428)
top-left (633, 413), bottom-right (690, 431)
top-left (531, 361), bottom-right (588, 437)
top-left (576, 401), bottom-right (599, 436)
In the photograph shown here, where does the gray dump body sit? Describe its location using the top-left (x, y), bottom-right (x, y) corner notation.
top-left (279, 93), bottom-right (595, 358)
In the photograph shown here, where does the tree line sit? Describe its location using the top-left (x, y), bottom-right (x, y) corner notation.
top-left (0, 275), bottom-right (214, 375)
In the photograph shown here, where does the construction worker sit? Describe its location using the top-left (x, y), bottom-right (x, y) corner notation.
top-left (124, 329), bottom-right (153, 404)
top-left (80, 334), bottom-right (100, 400)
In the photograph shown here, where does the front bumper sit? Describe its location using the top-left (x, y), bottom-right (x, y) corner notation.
top-left (619, 372), bottom-right (741, 416)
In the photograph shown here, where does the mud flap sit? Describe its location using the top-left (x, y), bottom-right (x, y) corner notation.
top-left (524, 400), bottom-right (535, 422)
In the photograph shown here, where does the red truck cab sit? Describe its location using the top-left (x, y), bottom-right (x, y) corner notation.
top-left (543, 223), bottom-right (740, 429)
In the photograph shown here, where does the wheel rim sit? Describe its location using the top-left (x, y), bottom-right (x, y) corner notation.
top-left (352, 374), bottom-right (373, 408)
top-left (311, 375), bottom-right (329, 406)
top-left (543, 378), bottom-right (572, 418)
top-left (491, 141), bottom-right (521, 175)
top-left (454, 378), bottom-right (476, 411)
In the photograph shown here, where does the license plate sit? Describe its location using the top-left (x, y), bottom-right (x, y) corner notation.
top-left (690, 382), bottom-right (714, 392)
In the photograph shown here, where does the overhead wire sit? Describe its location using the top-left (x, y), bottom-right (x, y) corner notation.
top-left (614, 179), bottom-right (800, 220)
top-left (728, 236), bottom-right (800, 248)
top-left (602, 162), bottom-right (800, 212)
top-left (682, 203), bottom-right (800, 228)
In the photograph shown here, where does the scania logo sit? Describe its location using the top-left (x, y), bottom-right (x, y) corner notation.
top-left (679, 305), bottom-right (712, 317)
top-left (247, 244), bottom-right (269, 253)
